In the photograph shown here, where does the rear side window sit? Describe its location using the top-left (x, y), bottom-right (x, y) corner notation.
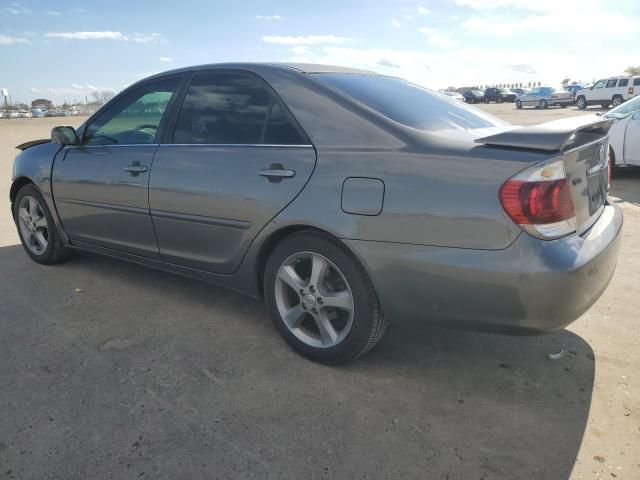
top-left (618, 79), bottom-right (629, 87)
top-left (172, 72), bottom-right (305, 145)
top-left (315, 73), bottom-right (507, 131)
top-left (634, 78), bottom-right (640, 86)
top-left (606, 79), bottom-right (618, 88)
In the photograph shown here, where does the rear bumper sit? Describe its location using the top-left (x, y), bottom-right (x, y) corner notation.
top-left (345, 203), bottom-right (622, 334)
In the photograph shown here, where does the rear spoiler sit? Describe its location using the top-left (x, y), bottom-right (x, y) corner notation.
top-left (16, 139), bottom-right (50, 151)
top-left (475, 116), bottom-right (614, 152)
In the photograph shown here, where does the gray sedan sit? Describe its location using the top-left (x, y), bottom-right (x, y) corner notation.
top-left (10, 63), bottom-right (622, 363)
top-left (516, 86), bottom-right (574, 109)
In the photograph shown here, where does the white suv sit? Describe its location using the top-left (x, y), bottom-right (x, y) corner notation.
top-left (576, 76), bottom-right (640, 109)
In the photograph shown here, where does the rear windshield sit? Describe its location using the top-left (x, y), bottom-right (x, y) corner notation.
top-left (314, 73), bottom-right (507, 131)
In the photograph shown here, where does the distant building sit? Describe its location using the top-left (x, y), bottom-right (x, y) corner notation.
top-left (31, 98), bottom-right (53, 110)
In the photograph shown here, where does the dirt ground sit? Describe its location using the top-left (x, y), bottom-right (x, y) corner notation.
top-left (0, 106), bottom-right (638, 479)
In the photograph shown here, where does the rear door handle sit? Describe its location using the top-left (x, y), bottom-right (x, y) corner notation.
top-left (123, 162), bottom-right (149, 176)
top-left (259, 163), bottom-right (296, 182)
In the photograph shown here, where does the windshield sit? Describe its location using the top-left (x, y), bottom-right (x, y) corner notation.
top-left (314, 74), bottom-right (508, 131)
top-left (497, 88), bottom-right (512, 93)
top-left (607, 95), bottom-right (640, 118)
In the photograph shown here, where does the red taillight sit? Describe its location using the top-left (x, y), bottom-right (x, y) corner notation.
top-left (500, 178), bottom-right (575, 225)
top-left (629, 87), bottom-right (634, 95)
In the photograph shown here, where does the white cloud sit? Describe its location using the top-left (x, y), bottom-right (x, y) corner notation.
top-left (255, 14), bottom-right (282, 20)
top-left (417, 27), bottom-right (454, 47)
top-left (0, 34), bottom-right (30, 45)
top-left (159, 56), bottom-right (173, 62)
top-left (30, 84), bottom-right (116, 96)
top-left (44, 31), bottom-right (165, 43)
top-left (390, 18), bottom-right (401, 28)
top-left (46, 10), bottom-right (61, 15)
top-left (5, 3), bottom-right (30, 14)
top-left (417, 6), bottom-right (430, 14)
top-left (262, 34), bottom-right (348, 45)
top-left (289, 45), bottom-right (310, 55)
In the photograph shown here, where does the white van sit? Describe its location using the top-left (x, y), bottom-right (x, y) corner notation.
top-left (576, 76), bottom-right (640, 109)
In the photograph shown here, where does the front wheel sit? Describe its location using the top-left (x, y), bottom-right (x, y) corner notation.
top-left (516, 100), bottom-right (522, 109)
top-left (539, 99), bottom-right (548, 109)
top-left (264, 231), bottom-right (387, 364)
top-left (13, 184), bottom-right (71, 264)
top-left (576, 96), bottom-right (587, 110)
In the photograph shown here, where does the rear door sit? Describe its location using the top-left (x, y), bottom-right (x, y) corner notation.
top-left (52, 77), bottom-right (183, 258)
top-left (149, 70), bottom-right (316, 274)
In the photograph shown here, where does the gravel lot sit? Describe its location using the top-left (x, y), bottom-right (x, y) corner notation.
top-left (1, 106), bottom-right (638, 480)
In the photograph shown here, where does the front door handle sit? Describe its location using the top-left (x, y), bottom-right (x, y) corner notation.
top-left (259, 163), bottom-right (296, 183)
top-left (123, 161), bottom-right (149, 176)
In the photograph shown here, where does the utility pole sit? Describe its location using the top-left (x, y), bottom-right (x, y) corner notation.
top-left (1, 89), bottom-right (8, 119)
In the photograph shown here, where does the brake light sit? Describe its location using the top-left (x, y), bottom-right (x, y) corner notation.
top-left (629, 87), bottom-right (634, 95)
top-left (499, 160), bottom-right (576, 239)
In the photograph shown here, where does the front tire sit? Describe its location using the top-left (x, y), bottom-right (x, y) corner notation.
top-left (13, 184), bottom-right (71, 265)
top-left (576, 96), bottom-right (587, 110)
top-left (264, 231), bottom-right (387, 364)
top-left (539, 99), bottom-right (548, 109)
top-left (516, 99), bottom-right (522, 109)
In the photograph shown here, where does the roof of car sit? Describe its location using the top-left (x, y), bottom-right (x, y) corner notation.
top-left (145, 62), bottom-right (377, 81)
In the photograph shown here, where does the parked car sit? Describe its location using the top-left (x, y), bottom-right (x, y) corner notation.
top-left (576, 76), bottom-right (640, 110)
top-left (605, 94), bottom-right (640, 167)
top-left (463, 89), bottom-right (485, 104)
top-left (17, 110), bottom-right (32, 118)
top-left (515, 87), bottom-right (574, 109)
top-left (442, 91), bottom-right (465, 101)
top-left (10, 63), bottom-right (622, 364)
top-left (8, 110), bottom-right (19, 118)
top-left (30, 109), bottom-right (45, 118)
top-left (484, 87), bottom-right (517, 103)
top-left (564, 84), bottom-right (584, 98)
top-left (512, 88), bottom-right (531, 96)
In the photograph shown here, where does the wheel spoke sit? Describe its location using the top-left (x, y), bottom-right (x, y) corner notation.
top-left (321, 291), bottom-right (353, 312)
top-left (18, 207), bottom-right (29, 225)
top-left (315, 314), bottom-right (338, 346)
top-left (34, 216), bottom-right (48, 228)
top-left (282, 304), bottom-right (306, 329)
top-left (308, 254), bottom-right (329, 290)
top-left (277, 265), bottom-right (305, 292)
top-left (28, 197), bottom-right (39, 218)
top-left (34, 232), bottom-right (47, 250)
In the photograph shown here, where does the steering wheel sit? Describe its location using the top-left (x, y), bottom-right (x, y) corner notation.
top-left (134, 124), bottom-right (157, 139)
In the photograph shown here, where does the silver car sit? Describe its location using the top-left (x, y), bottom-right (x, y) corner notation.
top-left (10, 63), bottom-right (622, 363)
top-left (516, 86), bottom-right (574, 109)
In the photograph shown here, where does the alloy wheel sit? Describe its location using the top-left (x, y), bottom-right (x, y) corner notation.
top-left (274, 251), bottom-right (354, 349)
top-left (17, 195), bottom-right (49, 255)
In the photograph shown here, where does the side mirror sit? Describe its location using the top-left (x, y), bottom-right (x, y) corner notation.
top-left (51, 126), bottom-right (78, 145)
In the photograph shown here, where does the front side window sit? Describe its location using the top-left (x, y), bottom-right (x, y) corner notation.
top-left (605, 79), bottom-right (618, 88)
top-left (315, 74), bottom-right (507, 131)
top-left (83, 78), bottom-right (179, 146)
top-left (593, 80), bottom-right (605, 89)
top-left (172, 72), bottom-right (305, 145)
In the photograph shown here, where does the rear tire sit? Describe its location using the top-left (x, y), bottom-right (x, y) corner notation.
top-left (539, 99), bottom-right (548, 109)
top-left (516, 99), bottom-right (522, 109)
top-left (264, 231), bottom-right (387, 364)
top-left (13, 184), bottom-right (71, 265)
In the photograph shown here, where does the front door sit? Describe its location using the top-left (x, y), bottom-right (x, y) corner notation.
top-left (624, 113), bottom-right (640, 164)
top-left (52, 77), bottom-right (182, 258)
top-left (149, 71), bottom-right (316, 274)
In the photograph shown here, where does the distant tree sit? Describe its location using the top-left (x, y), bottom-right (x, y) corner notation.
top-left (561, 78), bottom-right (570, 85)
top-left (537, 81), bottom-right (541, 87)
top-left (91, 90), bottom-right (116, 104)
top-left (527, 81), bottom-right (531, 88)
top-left (624, 65), bottom-right (640, 75)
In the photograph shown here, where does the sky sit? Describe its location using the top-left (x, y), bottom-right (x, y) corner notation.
top-left (1, 0), bottom-right (639, 105)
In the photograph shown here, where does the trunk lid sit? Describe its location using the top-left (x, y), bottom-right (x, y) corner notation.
top-left (476, 116), bottom-right (613, 233)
